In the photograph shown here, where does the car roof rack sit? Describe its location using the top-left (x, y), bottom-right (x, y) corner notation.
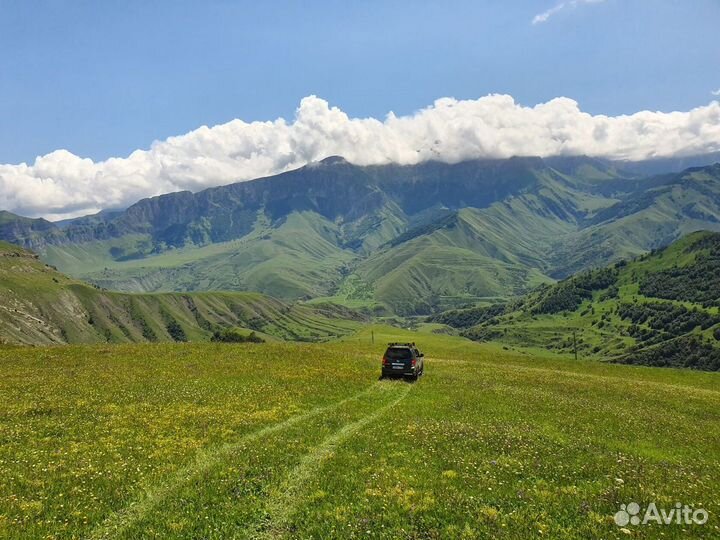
top-left (387, 342), bottom-right (416, 347)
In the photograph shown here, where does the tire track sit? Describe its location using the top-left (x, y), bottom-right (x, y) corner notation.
top-left (86, 382), bottom-right (383, 540)
top-left (242, 382), bottom-right (412, 539)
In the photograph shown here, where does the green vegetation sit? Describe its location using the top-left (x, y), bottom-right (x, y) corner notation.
top-left (353, 205), bottom-right (560, 314)
top-left (161, 310), bottom-right (188, 342)
top-left (42, 212), bottom-right (357, 301)
top-left (448, 232), bottom-right (720, 371)
top-left (617, 302), bottom-right (720, 345)
top-left (530, 268), bottom-right (618, 315)
top-left (0, 241), bottom-right (360, 345)
top-left (428, 303), bottom-right (506, 328)
top-left (307, 274), bottom-right (386, 314)
top-left (3, 228), bottom-right (720, 536)
top-left (550, 164), bottom-right (720, 278)
top-left (615, 335), bottom-right (720, 371)
top-left (639, 234), bottom-right (720, 307)
top-left (1, 325), bottom-right (718, 539)
top-left (211, 327), bottom-right (265, 343)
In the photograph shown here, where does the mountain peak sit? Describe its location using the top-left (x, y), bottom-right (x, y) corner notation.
top-left (318, 155), bottom-right (349, 165)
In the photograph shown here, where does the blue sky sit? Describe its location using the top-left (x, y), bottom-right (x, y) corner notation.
top-left (1, 0), bottom-right (718, 164)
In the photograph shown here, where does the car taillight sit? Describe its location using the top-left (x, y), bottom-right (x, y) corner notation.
top-left (382, 356), bottom-right (388, 365)
top-left (411, 358), bottom-right (417, 366)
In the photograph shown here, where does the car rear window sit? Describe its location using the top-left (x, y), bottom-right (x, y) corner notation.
top-left (385, 347), bottom-right (412, 360)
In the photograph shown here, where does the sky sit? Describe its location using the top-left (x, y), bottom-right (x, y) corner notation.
top-left (0, 0), bottom-right (719, 219)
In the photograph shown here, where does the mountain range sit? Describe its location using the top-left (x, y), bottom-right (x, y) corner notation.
top-left (2, 154), bottom-right (720, 315)
top-left (3, 230), bottom-right (719, 371)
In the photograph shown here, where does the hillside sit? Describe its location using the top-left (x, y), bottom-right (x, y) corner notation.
top-left (548, 163), bottom-right (720, 277)
top-left (432, 231), bottom-right (720, 370)
top-left (0, 242), bottom-right (361, 345)
top-left (2, 157), bottom-right (720, 314)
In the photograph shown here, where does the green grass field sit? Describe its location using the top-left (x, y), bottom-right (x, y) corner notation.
top-left (1, 325), bottom-right (718, 539)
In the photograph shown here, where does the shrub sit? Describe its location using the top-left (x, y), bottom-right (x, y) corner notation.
top-left (532, 268), bottom-right (617, 314)
top-left (617, 302), bottom-right (720, 343)
top-left (428, 304), bottom-right (506, 329)
top-left (211, 328), bottom-right (264, 343)
top-left (615, 336), bottom-right (720, 371)
top-left (160, 310), bottom-right (187, 342)
top-left (639, 235), bottom-right (720, 306)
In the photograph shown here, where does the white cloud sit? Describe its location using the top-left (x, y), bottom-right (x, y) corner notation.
top-left (712, 88), bottom-right (720, 96)
top-left (2, 94), bottom-right (720, 220)
top-left (532, 0), bottom-right (607, 25)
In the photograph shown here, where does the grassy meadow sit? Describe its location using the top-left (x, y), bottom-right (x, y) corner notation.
top-left (1, 326), bottom-right (719, 539)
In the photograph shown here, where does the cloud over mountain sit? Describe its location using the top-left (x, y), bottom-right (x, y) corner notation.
top-left (2, 94), bottom-right (720, 219)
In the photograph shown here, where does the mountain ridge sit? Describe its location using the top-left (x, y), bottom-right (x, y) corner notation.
top-left (2, 156), bottom-right (720, 314)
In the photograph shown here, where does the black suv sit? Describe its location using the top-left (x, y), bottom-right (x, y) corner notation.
top-left (381, 342), bottom-right (424, 380)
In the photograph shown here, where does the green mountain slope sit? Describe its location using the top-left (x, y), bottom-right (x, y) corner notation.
top-left (2, 157), bottom-right (720, 315)
top-left (55, 212), bottom-right (357, 299)
top-left (435, 231), bottom-right (720, 370)
top-left (0, 242), bottom-right (362, 345)
top-left (354, 207), bottom-right (561, 313)
top-left (549, 163), bottom-right (720, 277)
top-left (353, 164), bottom-right (625, 313)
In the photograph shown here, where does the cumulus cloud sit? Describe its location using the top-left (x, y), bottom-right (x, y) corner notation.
top-left (2, 94), bottom-right (720, 220)
top-left (712, 88), bottom-right (720, 96)
top-left (532, 0), bottom-right (606, 25)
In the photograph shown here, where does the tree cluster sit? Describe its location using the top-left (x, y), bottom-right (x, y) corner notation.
top-left (211, 328), bottom-right (265, 343)
top-left (616, 335), bottom-right (720, 371)
top-left (617, 302), bottom-right (720, 344)
top-left (639, 235), bottom-right (720, 307)
top-left (429, 303), bottom-right (506, 329)
top-left (532, 268), bottom-right (618, 314)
